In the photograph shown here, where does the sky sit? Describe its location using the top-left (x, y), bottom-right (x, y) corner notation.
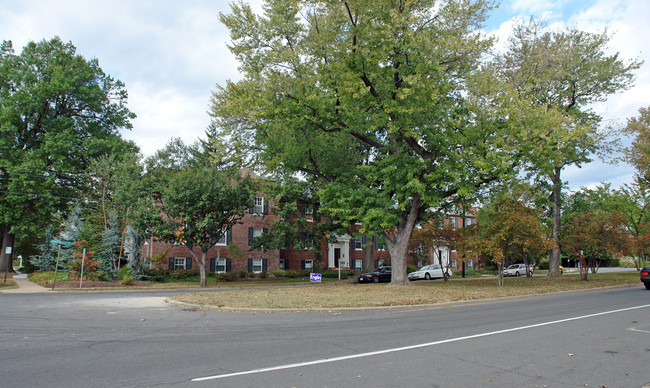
top-left (1, 0), bottom-right (648, 192)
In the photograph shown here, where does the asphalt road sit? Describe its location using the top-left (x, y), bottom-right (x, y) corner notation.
top-left (1, 285), bottom-right (649, 387)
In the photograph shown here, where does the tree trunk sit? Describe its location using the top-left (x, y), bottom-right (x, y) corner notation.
top-left (387, 195), bottom-right (420, 286)
top-left (199, 250), bottom-right (207, 288)
top-left (0, 226), bottom-right (16, 276)
top-left (580, 252), bottom-right (588, 281)
top-left (363, 234), bottom-right (374, 273)
top-left (498, 259), bottom-right (504, 287)
top-left (548, 168), bottom-right (563, 278)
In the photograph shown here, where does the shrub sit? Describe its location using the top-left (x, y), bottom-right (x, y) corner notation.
top-left (235, 270), bottom-right (248, 279)
top-left (322, 270), bottom-right (356, 279)
top-left (285, 270), bottom-right (299, 278)
top-left (143, 269), bottom-right (167, 282)
top-left (538, 258), bottom-right (550, 270)
top-left (216, 272), bottom-right (235, 282)
top-left (271, 270), bottom-right (288, 278)
top-left (618, 257), bottom-right (637, 268)
top-left (407, 264), bottom-right (418, 274)
top-left (258, 271), bottom-right (268, 279)
top-left (169, 269), bottom-right (200, 280)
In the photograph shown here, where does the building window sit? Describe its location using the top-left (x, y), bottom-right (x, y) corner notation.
top-left (170, 257), bottom-right (191, 270)
top-left (215, 229), bottom-right (231, 246)
top-left (375, 237), bottom-right (387, 251)
top-left (303, 259), bottom-right (313, 270)
top-left (303, 207), bottom-right (314, 222)
top-left (451, 259), bottom-right (458, 268)
top-left (279, 259), bottom-right (286, 270)
top-left (354, 236), bottom-right (365, 250)
top-left (251, 197), bottom-right (265, 214)
top-left (248, 258), bottom-right (267, 273)
top-left (449, 217), bottom-right (458, 228)
top-left (248, 227), bottom-right (268, 246)
top-left (216, 258), bottom-right (227, 273)
top-left (465, 218), bottom-right (473, 227)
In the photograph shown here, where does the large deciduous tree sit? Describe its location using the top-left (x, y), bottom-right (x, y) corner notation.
top-left (151, 166), bottom-right (253, 287)
top-left (561, 187), bottom-right (631, 280)
top-left (212, 0), bottom-right (546, 284)
top-left (624, 106), bottom-right (650, 184)
top-left (496, 20), bottom-right (642, 278)
top-left (0, 37), bottom-right (136, 273)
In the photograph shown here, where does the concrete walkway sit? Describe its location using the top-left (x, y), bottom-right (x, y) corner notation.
top-left (0, 273), bottom-right (50, 293)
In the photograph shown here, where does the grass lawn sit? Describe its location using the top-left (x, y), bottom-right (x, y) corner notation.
top-left (0, 272), bottom-right (17, 289)
top-left (172, 272), bottom-right (643, 310)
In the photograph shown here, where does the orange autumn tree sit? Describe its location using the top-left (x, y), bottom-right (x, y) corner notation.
top-left (561, 209), bottom-right (630, 281)
top-left (459, 190), bottom-right (552, 286)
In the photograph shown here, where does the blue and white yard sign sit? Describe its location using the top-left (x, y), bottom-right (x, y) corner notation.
top-left (310, 273), bottom-right (322, 283)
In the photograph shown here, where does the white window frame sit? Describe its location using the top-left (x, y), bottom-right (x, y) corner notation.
top-left (354, 237), bottom-right (363, 250)
top-left (216, 258), bottom-right (227, 273)
top-left (174, 257), bottom-right (186, 270)
top-left (304, 259), bottom-right (313, 270)
top-left (449, 217), bottom-right (458, 228)
top-left (465, 218), bottom-right (473, 227)
top-left (215, 230), bottom-right (228, 246)
top-left (279, 259), bottom-right (286, 270)
top-left (304, 208), bottom-right (314, 222)
top-left (253, 197), bottom-right (265, 214)
top-left (252, 258), bottom-right (264, 273)
top-left (253, 227), bottom-right (263, 239)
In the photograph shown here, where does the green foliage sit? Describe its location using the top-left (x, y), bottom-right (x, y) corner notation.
top-left (97, 211), bottom-right (121, 279)
top-left (149, 249), bottom-right (171, 267)
top-left (168, 269), bottom-right (200, 280)
top-left (624, 106), bottom-right (650, 183)
top-left (322, 271), bottom-right (355, 280)
top-left (117, 267), bottom-right (134, 285)
top-left (0, 37), bottom-right (136, 246)
top-left (538, 258), bottom-right (550, 270)
top-left (496, 19), bottom-right (642, 276)
top-left (407, 264), bottom-right (418, 274)
top-left (213, 0), bottom-right (541, 284)
top-left (28, 271), bottom-right (70, 285)
top-left (227, 243), bottom-right (245, 261)
top-left (146, 141), bottom-right (255, 287)
top-left (618, 258), bottom-right (637, 268)
top-left (216, 272), bottom-right (236, 282)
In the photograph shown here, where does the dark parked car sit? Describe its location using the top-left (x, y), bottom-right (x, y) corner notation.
top-left (641, 268), bottom-right (650, 290)
top-left (358, 266), bottom-right (392, 283)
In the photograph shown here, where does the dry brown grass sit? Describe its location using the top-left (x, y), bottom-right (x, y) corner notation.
top-left (173, 272), bottom-right (641, 310)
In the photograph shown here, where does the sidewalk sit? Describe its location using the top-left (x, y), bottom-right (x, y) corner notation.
top-left (0, 273), bottom-right (49, 293)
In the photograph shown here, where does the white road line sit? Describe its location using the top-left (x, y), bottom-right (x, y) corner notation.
top-left (191, 303), bottom-right (650, 382)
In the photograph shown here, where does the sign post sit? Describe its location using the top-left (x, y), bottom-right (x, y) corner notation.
top-left (79, 248), bottom-right (86, 289)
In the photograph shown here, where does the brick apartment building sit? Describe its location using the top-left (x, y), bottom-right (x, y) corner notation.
top-left (144, 191), bottom-right (476, 274)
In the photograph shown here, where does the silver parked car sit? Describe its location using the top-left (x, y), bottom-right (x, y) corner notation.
top-left (503, 263), bottom-right (533, 277)
top-left (408, 264), bottom-right (452, 281)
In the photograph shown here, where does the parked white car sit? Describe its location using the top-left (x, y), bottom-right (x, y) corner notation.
top-left (408, 264), bottom-right (452, 281)
top-left (503, 263), bottom-right (533, 277)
